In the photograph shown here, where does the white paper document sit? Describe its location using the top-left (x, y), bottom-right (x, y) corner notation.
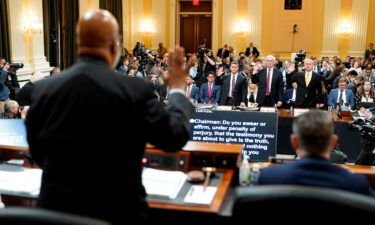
top-left (142, 168), bottom-right (187, 199)
top-left (183, 185), bottom-right (217, 205)
top-left (0, 168), bottom-right (42, 197)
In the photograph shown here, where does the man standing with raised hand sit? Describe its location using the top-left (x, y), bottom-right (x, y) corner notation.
top-left (26, 10), bottom-right (195, 225)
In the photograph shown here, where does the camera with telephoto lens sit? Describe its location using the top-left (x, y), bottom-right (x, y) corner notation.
top-left (198, 44), bottom-right (211, 61)
top-left (9, 63), bottom-right (24, 69)
top-left (348, 118), bottom-right (375, 143)
top-left (294, 50), bottom-right (306, 63)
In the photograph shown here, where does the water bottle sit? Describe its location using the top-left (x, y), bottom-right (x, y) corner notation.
top-left (250, 163), bottom-right (261, 186)
top-left (239, 154), bottom-right (250, 186)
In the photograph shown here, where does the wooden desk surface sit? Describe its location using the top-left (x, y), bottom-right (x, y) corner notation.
top-left (278, 109), bottom-right (353, 124)
top-left (147, 141), bottom-right (244, 155)
top-left (0, 145), bottom-right (29, 151)
top-left (148, 169), bottom-right (234, 213)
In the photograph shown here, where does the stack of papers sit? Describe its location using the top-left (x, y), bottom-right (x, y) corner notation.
top-left (0, 168), bottom-right (42, 197)
top-left (142, 168), bottom-right (187, 199)
top-left (183, 185), bottom-right (217, 205)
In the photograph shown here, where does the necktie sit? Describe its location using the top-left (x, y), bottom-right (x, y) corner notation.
top-left (266, 69), bottom-right (271, 96)
top-left (186, 86), bottom-right (191, 98)
top-left (339, 90), bottom-right (344, 105)
top-left (231, 74), bottom-right (236, 98)
top-left (305, 72), bottom-right (311, 87)
top-left (208, 84), bottom-right (212, 98)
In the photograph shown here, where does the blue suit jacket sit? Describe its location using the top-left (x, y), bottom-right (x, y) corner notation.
top-left (283, 88), bottom-right (295, 104)
top-left (257, 156), bottom-right (373, 196)
top-left (328, 88), bottom-right (355, 109)
top-left (199, 82), bottom-right (221, 104)
top-left (185, 85), bottom-right (199, 101)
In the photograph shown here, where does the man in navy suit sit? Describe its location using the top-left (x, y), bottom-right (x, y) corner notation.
top-left (185, 75), bottom-right (199, 102)
top-left (328, 77), bottom-right (355, 109)
top-left (257, 110), bottom-right (373, 196)
top-left (251, 55), bottom-right (284, 107)
top-left (283, 81), bottom-right (303, 107)
top-left (199, 72), bottom-right (220, 104)
top-left (216, 62), bottom-right (247, 106)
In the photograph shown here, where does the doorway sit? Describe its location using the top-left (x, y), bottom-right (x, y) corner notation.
top-left (179, 1), bottom-right (212, 54)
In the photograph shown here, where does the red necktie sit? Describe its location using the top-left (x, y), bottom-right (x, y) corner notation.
top-left (231, 74), bottom-right (236, 98)
top-left (186, 86), bottom-right (191, 98)
top-left (266, 69), bottom-right (271, 96)
top-left (208, 84), bottom-right (212, 98)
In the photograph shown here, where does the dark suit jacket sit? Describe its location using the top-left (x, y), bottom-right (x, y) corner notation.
top-left (216, 48), bottom-right (230, 58)
top-left (185, 85), bottom-right (199, 101)
top-left (157, 84), bottom-right (169, 102)
top-left (251, 68), bottom-right (284, 106)
top-left (257, 156), bottom-right (373, 196)
top-left (365, 49), bottom-right (375, 59)
top-left (199, 82), bottom-right (221, 104)
top-left (245, 47), bottom-right (260, 58)
top-left (293, 71), bottom-right (323, 107)
top-left (283, 88), bottom-right (303, 107)
top-left (15, 81), bottom-right (34, 106)
top-left (26, 56), bottom-right (194, 224)
top-left (216, 73), bottom-right (247, 106)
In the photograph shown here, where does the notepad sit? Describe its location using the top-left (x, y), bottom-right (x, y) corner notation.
top-left (142, 168), bottom-right (187, 199)
top-left (0, 167), bottom-right (42, 197)
top-left (183, 185), bottom-right (217, 205)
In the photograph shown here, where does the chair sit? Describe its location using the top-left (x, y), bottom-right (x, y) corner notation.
top-left (232, 185), bottom-right (375, 221)
top-left (0, 207), bottom-right (111, 225)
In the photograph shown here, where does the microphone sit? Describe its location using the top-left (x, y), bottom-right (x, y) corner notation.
top-left (292, 24), bottom-right (298, 33)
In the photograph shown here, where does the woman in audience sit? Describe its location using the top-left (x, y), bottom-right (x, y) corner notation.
top-left (349, 61), bottom-right (362, 76)
top-left (355, 80), bottom-right (375, 109)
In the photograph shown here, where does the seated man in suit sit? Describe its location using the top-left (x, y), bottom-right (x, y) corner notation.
top-left (185, 75), bottom-right (199, 102)
top-left (283, 81), bottom-right (303, 108)
top-left (199, 72), bottom-right (220, 104)
top-left (328, 77), bottom-right (355, 109)
top-left (257, 110), bottom-right (373, 196)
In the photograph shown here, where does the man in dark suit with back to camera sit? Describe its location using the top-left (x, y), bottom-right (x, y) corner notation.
top-left (257, 110), bottom-right (373, 196)
top-left (216, 62), bottom-right (247, 107)
top-left (251, 55), bottom-right (284, 107)
top-left (293, 58), bottom-right (323, 108)
top-left (26, 10), bottom-right (195, 225)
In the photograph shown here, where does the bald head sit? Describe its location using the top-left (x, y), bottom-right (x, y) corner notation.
top-left (77, 10), bottom-right (120, 68)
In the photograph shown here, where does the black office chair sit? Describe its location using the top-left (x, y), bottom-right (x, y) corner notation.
top-left (232, 185), bottom-right (375, 221)
top-left (0, 207), bottom-right (111, 225)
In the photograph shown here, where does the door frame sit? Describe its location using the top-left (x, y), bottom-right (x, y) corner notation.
top-left (177, 0), bottom-right (213, 53)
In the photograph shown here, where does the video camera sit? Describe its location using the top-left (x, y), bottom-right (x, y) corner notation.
top-left (133, 43), bottom-right (157, 73)
top-left (134, 43), bottom-right (154, 58)
top-left (9, 63), bottom-right (24, 69)
top-left (198, 44), bottom-right (211, 60)
top-left (348, 118), bottom-right (375, 143)
top-left (294, 50), bottom-right (306, 64)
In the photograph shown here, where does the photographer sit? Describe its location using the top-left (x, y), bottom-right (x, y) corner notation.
top-left (351, 114), bottom-right (375, 166)
top-left (0, 63), bottom-right (10, 113)
top-left (0, 100), bottom-right (27, 119)
top-left (203, 50), bottom-right (216, 77)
